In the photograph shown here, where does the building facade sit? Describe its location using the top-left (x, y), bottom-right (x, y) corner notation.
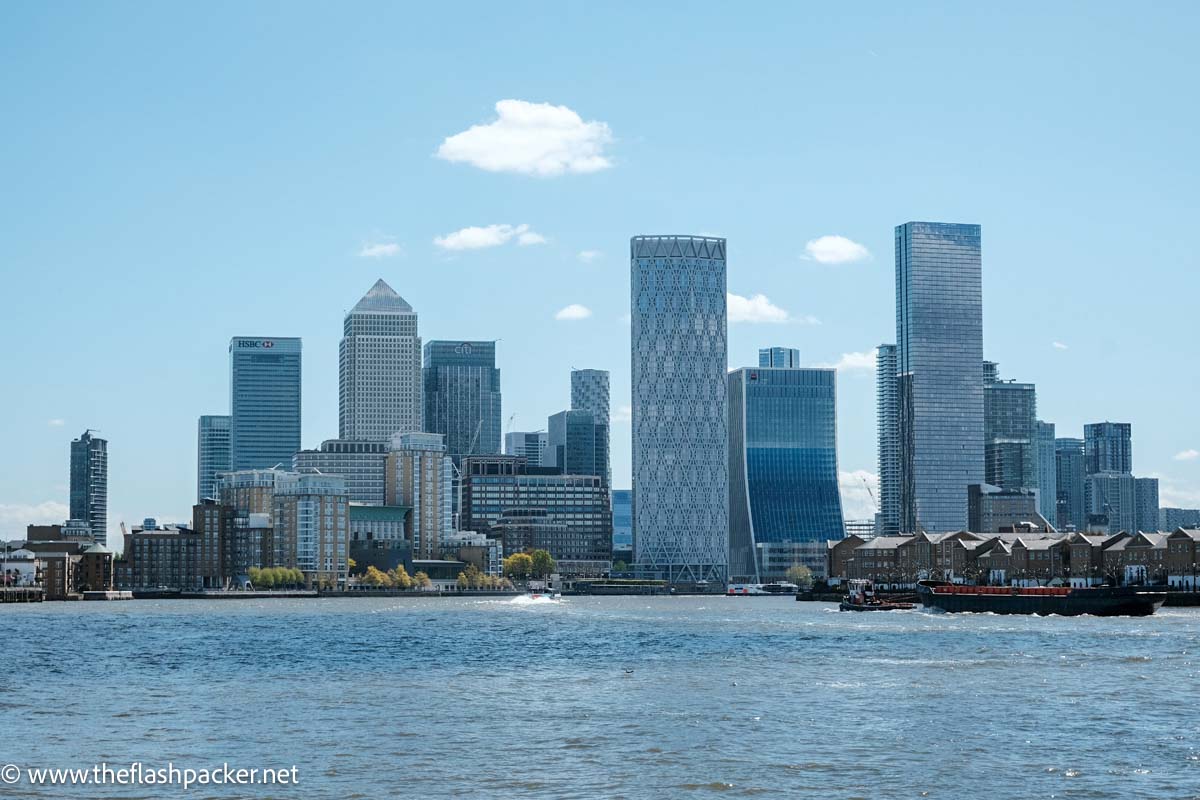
top-left (384, 432), bottom-right (453, 560)
top-left (630, 235), bottom-right (728, 585)
top-left (612, 489), bottom-right (633, 562)
top-left (1084, 422), bottom-right (1132, 475)
top-left (423, 340), bottom-right (502, 464)
top-left (196, 415), bottom-right (231, 503)
top-left (1086, 471), bottom-right (1136, 534)
top-left (504, 431), bottom-right (548, 466)
top-left (983, 367), bottom-right (1037, 491)
top-left (70, 429), bottom-right (108, 545)
top-left (1035, 421), bottom-right (1057, 522)
top-left (1135, 477), bottom-right (1160, 532)
top-left (273, 472), bottom-right (349, 588)
top-left (759, 347), bottom-right (800, 368)
top-left (547, 409), bottom-right (608, 482)
top-left (727, 365), bottom-right (845, 583)
top-left (292, 439), bottom-right (390, 505)
top-left (229, 336), bottom-right (301, 471)
top-left (1055, 438), bottom-right (1086, 531)
top-left (217, 469), bottom-right (283, 516)
top-left (1160, 508), bottom-right (1200, 530)
top-left (875, 344), bottom-right (901, 536)
top-left (967, 484), bottom-right (1051, 533)
top-left (571, 368), bottom-right (610, 485)
top-left (339, 279), bottom-right (422, 442)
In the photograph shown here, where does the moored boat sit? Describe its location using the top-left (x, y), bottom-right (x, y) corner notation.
top-left (838, 579), bottom-right (915, 612)
top-left (916, 580), bottom-right (1166, 616)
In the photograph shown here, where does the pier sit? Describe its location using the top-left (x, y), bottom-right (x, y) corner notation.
top-left (1, 587), bottom-right (45, 603)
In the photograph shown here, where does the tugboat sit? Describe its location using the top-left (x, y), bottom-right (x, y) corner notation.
top-left (839, 579), bottom-right (916, 612)
top-left (916, 580), bottom-right (1166, 616)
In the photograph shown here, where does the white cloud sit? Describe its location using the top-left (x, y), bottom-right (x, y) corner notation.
top-left (577, 250), bottom-right (601, 263)
top-left (1155, 477), bottom-right (1200, 510)
top-left (358, 241), bottom-right (401, 258)
top-left (727, 292), bottom-right (799, 324)
top-left (1053, 341), bottom-right (1069, 350)
top-left (839, 470), bottom-right (879, 521)
top-left (816, 350), bottom-right (877, 372)
top-left (554, 304), bottom-right (592, 321)
top-left (436, 99), bottom-right (613, 177)
top-left (0, 501), bottom-right (69, 540)
top-left (804, 235), bottom-right (870, 264)
top-left (1174, 449), bottom-right (1200, 462)
top-left (47, 418), bottom-right (64, 427)
top-left (434, 223), bottom-right (545, 251)
top-left (612, 405), bottom-right (632, 423)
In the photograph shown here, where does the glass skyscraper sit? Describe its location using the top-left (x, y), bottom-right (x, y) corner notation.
top-left (422, 341), bottom-right (501, 465)
top-left (504, 431), bottom-right (548, 466)
top-left (70, 429), bottom-right (108, 544)
top-left (630, 235), bottom-right (728, 586)
top-left (611, 489), bottom-right (632, 561)
top-left (339, 279), bottom-right (422, 442)
top-left (1035, 421), bottom-right (1057, 523)
top-left (983, 364), bottom-right (1037, 491)
top-left (1135, 476), bottom-right (1159, 532)
top-left (759, 347), bottom-right (800, 368)
top-left (229, 336), bottom-right (302, 471)
top-left (896, 221), bottom-right (983, 533)
top-left (728, 365), bottom-right (844, 583)
top-left (876, 344), bottom-right (900, 536)
top-left (1055, 438), bottom-right (1086, 530)
top-left (1084, 422), bottom-right (1132, 475)
top-left (197, 414), bottom-right (231, 503)
top-left (547, 409), bottom-right (608, 481)
top-left (570, 368), bottom-right (610, 485)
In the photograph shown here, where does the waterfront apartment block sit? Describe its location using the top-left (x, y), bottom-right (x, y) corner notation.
top-left (292, 439), bottom-right (390, 505)
top-left (385, 432), bottom-right (453, 560)
top-left (70, 429), bottom-right (108, 545)
top-left (197, 415), bottom-right (231, 503)
top-left (272, 472), bottom-right (350, 589)
top-left (229, 336), bottom-right (301, 471)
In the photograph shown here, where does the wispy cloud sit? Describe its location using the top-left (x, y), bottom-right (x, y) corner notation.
top-left (1053, 341), bottom-right (1069, 350)
top-left (47, 418), bottom-right (64, 427)
top-left (1174, 449), bottom-right (1200, 462)
top-left (577, 250), bottom-right (601, 263)
top-left (554, 304), bottom-right (592, 321)
top-left (434, 224), bottom-right (545, 251)
top-left (358, 241), bottom-right (401, 258)
top-left (612, 405), bottom-right (632, 423)
top-left (727, 292), bottom-right (813, 324)
top-left (436, 99), bottom-right (613, 177)
top-left (0, 501), bottom-right (69, 539)
top-left (804, 235), bottom-right (870, 264)
top-left (839, 470), bottom-right (879, 520)
top-left (817, 350), bottom-right (877, 372)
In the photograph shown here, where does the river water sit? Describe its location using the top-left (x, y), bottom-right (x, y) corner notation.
top-left (2, 596), bottom-right (1198, 799)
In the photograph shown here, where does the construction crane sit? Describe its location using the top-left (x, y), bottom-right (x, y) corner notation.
top-left (860, 476), bottom-right (879, 514)
top-left (504, 413), bottom-right (516, 436)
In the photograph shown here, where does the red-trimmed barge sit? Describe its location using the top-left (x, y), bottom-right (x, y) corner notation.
top-left (916, 580), bottom-right (1165, 617)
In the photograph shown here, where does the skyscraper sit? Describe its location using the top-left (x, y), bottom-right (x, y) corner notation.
top-left (422, 341), bottom-right (501, 464)
top-left (339, 279), bottom-right (422, 441)
top-left (728, 365), bottom-right (844, 582)
top-left (983, 364), bottom-right (1037, 491)
top-left (504, 431), bottom-right (548, 466)
top-left (896, 221), bottom-right (984, 533)
top-left (1087, 471), bottom-right (1136, 533)
top-left (876, 344), bottom-right (900, 536)
top-left (571, 368), bottom-right (610, 485)
top-left (70, 430), bottom-right (108, 544)
top-left (1135, 477), bottom-right (1159, 532)
top-left (197, 415), bottom-right (231, 503)
top-left (229, 337), bottom-right (302, 471)
top-left (1035, 421), bottom-right (1057, 523)
top-left (547, 409), bottom-right (608, 480)
top-left (1084, 422), bottom-right (1132, 475)
top-left (1055, 438), bottom-right (1086, 531)
top-left (630, 235), bottom-right (728, 586)
top-left (759, 347), bottom-right (800, 368)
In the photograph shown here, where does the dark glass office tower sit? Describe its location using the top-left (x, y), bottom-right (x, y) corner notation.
top-left (422, 341), bottom-right (501, 465)
top-left (70, 430), bottom-right (108, 544)
top-left (229, 337), bottom-right (302, 471)
top-left (895, 222), bottom-right (984, 533)
top-left (1084, 422), bottom-right (1132, 475)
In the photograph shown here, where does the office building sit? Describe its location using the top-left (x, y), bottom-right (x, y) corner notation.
top-left (1135, 477), bottom-right (1159, 532)
top-left (1055, 438), bottom-right (1087, 531)
top-left (423, 341), bottom-right (501, 464)
top-left (728, 365), bottom-right (845, 583)
top-left (339, 279), bottom-right (422, 442)
top-left (612, 489), bottom-right (633, 563)
top-left (968, 484), bottom-right (1052, 533)
top-left (505, 431), bottom-right (548, 466)
top-left (983, 365), bottom-right (1037, 491)
top-left (197, 415), bottom-right (231, 503)
top-left (895, 222), bottom-right (984, 533)
top-left (1035, 421), bottom-right (1057, 522)
top-left (292, 439), bottom-right (390, 505)
top-left (630, 235), bottom-right (728, 586)
top-left (571, 368), bottom-right (611, 484)
top-left (229, 337), bottom-right (301, 471)
top-left (69, 430), bottom-right (108, 545)
top-left (273, 472), bottom-right (349, 588)
top-left (1161, 508), bottom-right (1200, 530)
top-left (547, 409), bottom-right (608, 481)
top-left (385, 432), bottom-right (453, 560)
top-left (876, 344), bottom-right (901, 536)
top-left (1086, 471), bottom-right (1136, 534)
top-left (759, 347), bottom-right (800, 368)
top-left (1084, 422), bottom-right (1132, 475)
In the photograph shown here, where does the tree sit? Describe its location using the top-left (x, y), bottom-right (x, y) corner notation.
top-left (362, 566), bottom-right (391, 587)
top-left (504, 553), bottom-right (533, 580)
top-left (786, 564), bottom-right (814, 589)
top-left (530, 549), bottom-right (556, 578)
top-left (613, 560), bottom-right (628, 572)
top-left (462, 563), bottom-right (483, 589)
top-left (391, 565), bottom-right (413, 590)
top-left (347, 558), bottom-right (357, 571)
top-left (412, 571), bottom-right (432, 590)
top-left (456, 572), bottom-right (469, 591)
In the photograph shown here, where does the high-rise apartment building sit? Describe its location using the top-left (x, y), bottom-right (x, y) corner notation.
top-left (422, 341), bottom-right (501, 464)
top-left (339, 279), bottom-right (422, 441)
top-left (612, 489), bottom-right (633, 562)
top-left (385, 432), bottom-right (453, 560)
top-left (1084, 422), bottom-right (1132, 475)
top-left (292, 439), bottom-right (390, 505)
top-left (895, 222), bottom-right (984, 533)
top-left (70, 430), bottom-right (108, 544)
top-left (1035, 421), bottom-right (1057, 523)
top-left (1086, 471), bottom-right (1136, 533)
top-left (759, 347), bottom-right (800, 368)
top-left (217, 468), bottom-right (283, 517)
top-left (728, 365), bottom-right (844, 583)
top-left (1135, 477), bottom-right (1160, 532)
top-left (229, 336), bottom-right (301, 471)
top-left (273, 472), bottom-right (349, 588)
top-left (547, 409), bottom-right (608, 481)
top-left (1160, 508), bottom-right (1200, 530)
top-left (983, 364), bottom-right (1037, 491)
top-left (571, 368), bottom-right (610, 485)
top-left (504, 431), bottom-right (548, 466)
top-left (1055, 438), bottom-right (1087, 531)
top-left (630, 235), bottom-right (728, 586)
top-left (875, 344), bottom-right (901, 536)
top-left (197, 415), bottom-right (231, 503)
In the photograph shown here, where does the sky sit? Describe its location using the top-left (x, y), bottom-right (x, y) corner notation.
top-left (3, 1), bottom-right (1199, 546)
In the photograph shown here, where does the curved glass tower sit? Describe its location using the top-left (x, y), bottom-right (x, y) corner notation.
top-left (728, 366), bottom-right (845, 582)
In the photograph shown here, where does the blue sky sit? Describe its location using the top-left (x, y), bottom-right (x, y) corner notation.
top-left (3, 1), bottom-right (1198, 543)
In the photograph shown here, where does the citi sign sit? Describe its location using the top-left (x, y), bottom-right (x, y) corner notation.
top-left (238, 340), bottom-right (275, 349)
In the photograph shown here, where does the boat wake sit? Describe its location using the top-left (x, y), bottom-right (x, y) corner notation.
top-left (509, 594), bottom-right (562, 605)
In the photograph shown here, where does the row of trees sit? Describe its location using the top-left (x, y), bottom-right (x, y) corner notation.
top-left (455, 563), bottom-right (513, 591)
top-left (247, 566), bottom-right (305, 589)
top-left (502, 550), bottom-right (556, 580)
top-left (359, 564), bottom-right (432, 590)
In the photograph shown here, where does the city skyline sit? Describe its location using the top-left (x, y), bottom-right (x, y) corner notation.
top-left (5, 4), bottom-right (1200, 542)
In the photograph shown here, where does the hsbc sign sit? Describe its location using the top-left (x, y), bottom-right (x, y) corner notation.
top-left (238, 340), bottom-right (275, 349)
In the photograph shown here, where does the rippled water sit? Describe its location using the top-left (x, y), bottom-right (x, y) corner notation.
top-left (3, 597), bottom-right (1199, 799)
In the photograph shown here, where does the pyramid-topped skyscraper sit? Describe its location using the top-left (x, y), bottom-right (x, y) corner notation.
top-left (339, 279), bottom-right (422, 441)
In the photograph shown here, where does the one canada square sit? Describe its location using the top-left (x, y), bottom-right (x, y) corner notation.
top-left (630, 235), bottom-right (728, 586)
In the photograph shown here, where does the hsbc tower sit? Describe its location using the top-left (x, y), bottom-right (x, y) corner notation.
top-left (229, 336), bottom-right (302, 471)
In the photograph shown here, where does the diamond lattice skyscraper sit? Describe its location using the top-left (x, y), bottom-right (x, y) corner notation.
top-left (896, 222), bottom-right (984, 533)
top-left (339, 279), bottom-right (422, 442)
top-left (630, 235), bottom-right (728, 586)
